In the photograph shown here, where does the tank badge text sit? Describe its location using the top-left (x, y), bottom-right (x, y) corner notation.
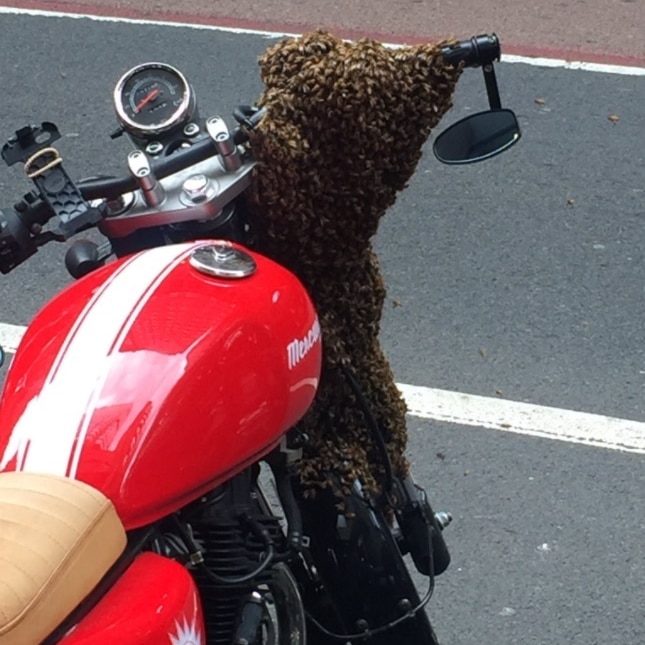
top-left (287, 318), bottom-right (321, 369)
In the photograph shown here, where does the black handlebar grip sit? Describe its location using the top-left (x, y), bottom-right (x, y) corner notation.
top-left (0, 207), bottom-right (37, 274)
top-left (440, 34), bottom-right (501, 68)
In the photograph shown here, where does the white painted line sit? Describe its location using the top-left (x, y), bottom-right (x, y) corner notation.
top-left (0, 323), bottom-right (27, 354)
top-left (501, 54), bottom-right (645, 77)
top-left (2, 322), bottom-right (644, 454)
top-left (0, 6), bottom-right (298, 37)
top-left (399, 383), bottom-right (645, 455)
top-left (1, 6), bottom-right (644, 76)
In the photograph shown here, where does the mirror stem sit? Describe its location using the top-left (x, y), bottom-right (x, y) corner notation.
top-left (482, 64), bottom-right (502, 110)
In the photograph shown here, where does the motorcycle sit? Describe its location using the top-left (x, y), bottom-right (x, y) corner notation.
top-left (0, 32), bottom-right (520, 645)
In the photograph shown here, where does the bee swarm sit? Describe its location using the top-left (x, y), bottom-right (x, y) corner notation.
top-left (247, 30), bottom-right (462, 500)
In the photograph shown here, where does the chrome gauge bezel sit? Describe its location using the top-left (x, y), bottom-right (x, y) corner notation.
top-left (113, 62), bottom-right (194, 136)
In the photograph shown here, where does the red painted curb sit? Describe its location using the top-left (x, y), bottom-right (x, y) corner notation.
top-left (4, 0), bottom-right (645, 68)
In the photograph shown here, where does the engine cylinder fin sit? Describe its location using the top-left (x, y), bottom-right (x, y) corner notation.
top-left (191, 514), bottom-right (286, 645)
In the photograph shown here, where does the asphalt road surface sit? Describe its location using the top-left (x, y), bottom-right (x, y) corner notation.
top-left (0, 7), bottom-right (643, 645)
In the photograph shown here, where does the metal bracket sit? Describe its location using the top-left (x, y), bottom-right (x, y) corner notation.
top-left (206, 116), bottom-right (241, 172)
top-left (482, 64), bottom-right (502, 110)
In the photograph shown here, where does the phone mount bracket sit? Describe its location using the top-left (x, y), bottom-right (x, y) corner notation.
top-left (1, 123), bottom-right (103, 239)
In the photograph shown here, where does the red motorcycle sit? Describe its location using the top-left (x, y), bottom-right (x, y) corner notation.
top-left (0, 34), bottom-right (519, 645)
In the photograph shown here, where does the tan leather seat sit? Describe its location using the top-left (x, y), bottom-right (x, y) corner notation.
top-left (0, 472), bottom-right (127, 645)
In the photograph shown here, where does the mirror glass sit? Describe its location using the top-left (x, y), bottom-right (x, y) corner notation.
top-left (0, 344), bottom-right (4, 368)
top-left (433, 109), bottom-right (521, 164)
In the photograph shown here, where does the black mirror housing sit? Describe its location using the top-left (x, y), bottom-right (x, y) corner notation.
top-left (433, 109), bottom-right (521, 164)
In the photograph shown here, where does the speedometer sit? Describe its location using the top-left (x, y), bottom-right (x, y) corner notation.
top-left (114, 63), bottom-right (195, 136)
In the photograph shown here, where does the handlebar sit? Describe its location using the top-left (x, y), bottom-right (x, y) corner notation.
top-left (80, 136), bottom-right (218, 201)
top-left (80, 106), bottom-right (263, 202)
top-left (0, 33), bottom-right (503, 275)
top-left (440, 34), bottom-right (500, 68)
top-left (79, 36), bottom-right (500, 203)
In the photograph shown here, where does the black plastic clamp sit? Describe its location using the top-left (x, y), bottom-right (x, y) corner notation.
top-left (2, 123), bottom-right (103, 238)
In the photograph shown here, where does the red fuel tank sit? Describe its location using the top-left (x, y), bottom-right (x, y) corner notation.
top-left (0, 241), bottom-right (321, 528)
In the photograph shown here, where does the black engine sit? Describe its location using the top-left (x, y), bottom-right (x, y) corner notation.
top-left (149, 467), bottom-right (288, 645)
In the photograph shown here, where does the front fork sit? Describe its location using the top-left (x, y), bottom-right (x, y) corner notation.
top-left (293, 478), bottom-right (448, 645)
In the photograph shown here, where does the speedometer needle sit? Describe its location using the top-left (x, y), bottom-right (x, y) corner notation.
top-left (135, 88), bottom-right (160, 113)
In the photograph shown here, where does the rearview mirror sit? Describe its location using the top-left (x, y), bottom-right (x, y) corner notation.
top-left (433, 109), bottom-right (521, 164)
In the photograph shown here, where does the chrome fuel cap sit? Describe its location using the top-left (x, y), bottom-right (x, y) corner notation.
top-left (189, 243), bottom-right (257, 279)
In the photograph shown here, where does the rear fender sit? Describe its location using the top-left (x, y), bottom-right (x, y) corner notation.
top-left (58, 552), bottom-right (204, 644)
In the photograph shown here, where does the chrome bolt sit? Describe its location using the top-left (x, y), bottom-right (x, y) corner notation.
top-left (182, 174), bottom-right (210, 203)
top-left (398, 598), bottom-right (412, 612)
top-left (105, 193), bottom-right (134, 217)
top-left (355, 619), bottom-right (369, 632)
top-left (146, 141), bottom-right (164, 155)
top-left (183, 123), bottom-right (200, 137)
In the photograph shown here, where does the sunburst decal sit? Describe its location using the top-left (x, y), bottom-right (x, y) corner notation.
top-left (169, 617), bottom-right (202, 645)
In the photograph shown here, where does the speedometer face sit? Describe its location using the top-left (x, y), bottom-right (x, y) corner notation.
top-left (114, 63), bottom-right (194, 135)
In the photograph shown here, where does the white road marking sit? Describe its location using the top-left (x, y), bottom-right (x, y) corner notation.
top-left (398, 384), bottom-right (645, 455)
top-left (501, 54), bottom-right (645, 77)
top-left (0, 323), bottom-right (25, 354)
top-left (2, 322), bottom-right (644, 455)
top-left (1, 6), bottom-right (644, 76)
